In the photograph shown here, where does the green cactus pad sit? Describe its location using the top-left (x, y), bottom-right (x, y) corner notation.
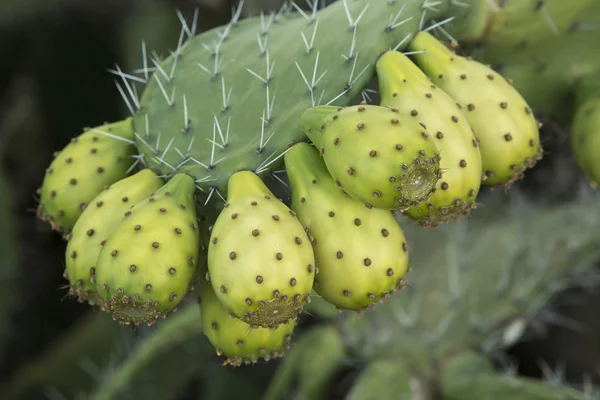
top-left (408, 31), bottom-right (542, 188)
top-left (376, 50), bottom-right (483, 226)
top-left (285, 143), bottom-right (409, 311)
top-left (480, 0), bottom-right (596, 48)
top-left (37, 118), bottom-right (137, 234)
top-left (95, 173), bottom-right (200, 326)
top-left (299, 104), bottom-right (441, 210)
top-left (199, 275), bottom-right (294, 367)
top-left (207, 171), bottom-right (315, 329)
top-left (64, 169), bottom-right (165, 306)
top-left (571, 75), bottom-right (600, 188)
top-left (128, 0), bottom-right (480, 198)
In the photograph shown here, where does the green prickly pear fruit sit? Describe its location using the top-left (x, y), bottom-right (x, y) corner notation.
top-left (285, 143), bottom-right (409, 311)
top-left (95, 173), bottom-right (200, 326)
top-left (571, 77), bottom-right (600, 188)
top-left (207, 171), bottom-right (315, 329)
top-left (199, 272), bottom-right (294, 367)
top-left (64, 169), bottom-right (164, 306)
top-left (299, 104), bottom-right (442, 211)
top-left (408, 31), bottom-right (543, 188)
top-left (37, 118), bottom-right (137, 234)
top-left (376, 50), bottom-right (483, 226)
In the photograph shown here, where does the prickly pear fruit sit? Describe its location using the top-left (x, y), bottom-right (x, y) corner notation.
top-left (285, 143), bottom-right (409, 311)
top-left (299, 104), bottom-right (442, 211)
top-left (95, 173), bottom-right (200, 326)
top-left (37, 118), bottom-right (137, 234)
top-left (199, 273), bottom-right (294, 367)
top-left (571, 76), bottom-right (600, 188)
top-left (408, 31), bottom-right (543, 188)
top-left (64, 169), bottom-right (164, 306)
top-left (207, 171), bottom-right (315, 329)
top-left (376, 50), bottom-right (482, 226)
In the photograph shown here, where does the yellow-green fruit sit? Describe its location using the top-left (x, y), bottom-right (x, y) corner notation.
top-left (572, 97), bottom-right (600, 188)
top-left (199, 274), bottom-right (294, 367)
top-left (285, 143), bottom-right (409, 310)
top-left (95, 173), bottom-right (200, 326)
top-left (65, 169), bottom-right (164, 306)
top-left (299, 104), bottom-right (441, 211)
top-left (376, 50), bottom-right (483, 226)
top-left (37, 118), bottom-right (137, 234)
top-left (408, 31), bottom-right (542, 187)
top-left (207, 171), bottom-right (315, 329)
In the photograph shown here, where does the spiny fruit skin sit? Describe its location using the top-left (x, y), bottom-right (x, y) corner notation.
top-left (199, 273), bottom-right (294, 367)
top-left (207, 171), bottom-right (315, 329)
top-left (376, 50), bottom-right (482, 227)
top-left (64, 169), bottom-right (164, 306)
top-left (299, 104), bottom-right (442, 211)
top-left (408, 31), bottom-right (542, 188)
top-left (285, 143), bottom-right (409, 311)
top-left (571, 97), bottom-right (600, 188)
top-left (95, 173), bottom-right (200, 326)
top-left (37, 118), bottom-right (137, 234)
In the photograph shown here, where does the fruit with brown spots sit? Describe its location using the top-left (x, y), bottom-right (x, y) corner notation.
top-left (376, 50), bottom-right (482, 226)
top-left (64, 169), bottom-right (164, 306)
top-left (299, 104), bottom-right (441, 211)
top-left (37, 118), bottom-right (137, 234)
top-left (207, 171), bottom-right (315, 328)
top-left (285, 143), bottom-right (409, 310)
top-left (408, 31), bottom-right (542, 188)
top-left (199, 271), bottom-right (294, 367)
top-left (94, 173), bottom-right (200, 326)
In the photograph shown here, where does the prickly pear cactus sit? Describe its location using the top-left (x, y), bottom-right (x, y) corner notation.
top-left (299, 104), bottom-right (442, 210)
top-left (37, 119), bottom-right (137, 233)
top-left (121, 0), bottom-right (487, 198)
top-left (207, 171), bottom-right (315, 328)
top-left (95, 173), bottom-right (200, 326)
top-left (408, 31), bottom-right (543, 188)
top-left (285, 142), bottom-right (409, 310)
top-left (571, 73), bottom-right (600, 188)
top-left (198, 272), bottom-right (295, 366)
top-left (64, 169), bottom-right (164, 306)
top-left (376, 50), bottom-right (482, 226)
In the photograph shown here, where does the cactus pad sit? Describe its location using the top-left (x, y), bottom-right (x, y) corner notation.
top-left (207, 171), bottom-right (315, 329)
top-left (285, 143), bottom-right (409, 310)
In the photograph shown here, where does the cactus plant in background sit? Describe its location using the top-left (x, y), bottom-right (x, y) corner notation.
top-left (17, 0), bottom-right (600, 398)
